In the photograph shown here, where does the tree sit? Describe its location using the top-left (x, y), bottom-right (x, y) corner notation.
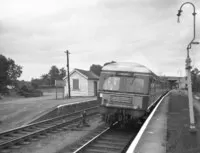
top-left (7, 58), bottom-right (22, 83)
top-left (41, 74), bottom-right (49, 80)
top-left (90, 64), bottom-right (102, 76)
top-left (0, 55), bottom-right (9, 94)
top-left (48, 65), bottom-right (60, 86)
top-left (41, 74), bottom-right (50, 85)
top-left (59, 67), bottom-right (66, 79)
top-left (30, 66), bottom-right (66, 88)
top-left (31, 78), bottom-right (42, 89)
top-left (0, 54), bottom-right (22, 94)
top-left (191, 67), bottom-right (200, 92)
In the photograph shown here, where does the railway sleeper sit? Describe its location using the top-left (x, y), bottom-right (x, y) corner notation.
top-left (102, 134), bottom-right (131, 140)
top-left (99, 137), bottom-right (129, 143)
top-left (21, 128), bottom-right (36, 132)
top-left (31, 137), bottom-right (38, 141)
top-left (10, 143), bottom-right (21, 149)
top-left (0, 148), bottom-right (11, 153)
top-left (20, 140), bottom-right (31, 145)
top-left (38, 134), bottom-right (47, 138)
top-left (0, 134), bottom-right (13, 138)
top-left (94, 140), bottom-right (126, 147)
top-left (89, 143), bottom-right (123, 150)
top-left (0, 136), bottom-right (15, 141)
top-left (84, 148), bottom-right (119, 153)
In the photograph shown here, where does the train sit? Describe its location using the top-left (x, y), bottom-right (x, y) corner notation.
top-left (98, 62), bottom-right (169, 125)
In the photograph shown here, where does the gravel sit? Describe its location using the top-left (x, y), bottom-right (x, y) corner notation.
top-left (9, 116), bottom-right (103, 153)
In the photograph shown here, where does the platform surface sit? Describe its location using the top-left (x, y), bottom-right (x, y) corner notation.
top-left (166, 90), bottom-right (200, 153)
top-left (127, 90), bottom-right (200, 153)
top-left (0, 95), bottom-right (96, 132)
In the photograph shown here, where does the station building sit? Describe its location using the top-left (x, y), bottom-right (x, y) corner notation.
top-left (162, 76), bottom-right (186, 89)
top-left (63, 69), bottom-right (99, 97)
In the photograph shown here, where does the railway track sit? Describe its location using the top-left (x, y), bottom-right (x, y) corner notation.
top-left (67, 92), bottom-right (170, 153)
top-left (71, 122), bottom-right (138, 153)
top-left (0, 106), bottom-right (99, 152)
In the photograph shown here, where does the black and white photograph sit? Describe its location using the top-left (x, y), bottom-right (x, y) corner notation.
top-left (1, 0), bottom-right (200, 153)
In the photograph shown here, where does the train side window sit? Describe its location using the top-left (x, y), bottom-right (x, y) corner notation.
top-left (150, 78), bottom-right (156, 93)
top-left (126, 77), bottom-right (144, 93)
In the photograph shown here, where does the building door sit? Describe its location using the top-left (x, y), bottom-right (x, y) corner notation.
top-left (94, 81), bottom-right (97, 96)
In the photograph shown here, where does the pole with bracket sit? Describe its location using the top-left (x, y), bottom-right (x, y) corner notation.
top-left (177, 2), bottom-right (199, 132)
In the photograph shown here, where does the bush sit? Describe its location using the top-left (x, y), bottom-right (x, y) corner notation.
top-left (23, 91), bottom-right (43, 97)
top-left (38, 85), bottom-right (55, 89)
top-left (18, 85), bottom-right (43, 97)
top-left (0, 87), bottom-right (9, 96)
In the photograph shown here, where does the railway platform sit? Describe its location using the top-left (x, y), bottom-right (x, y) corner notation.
top-left (127, 90), bottom-right (200, 153)
top-left (0, 96), bottom-right (97, 132)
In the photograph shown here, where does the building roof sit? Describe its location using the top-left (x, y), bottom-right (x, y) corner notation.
top-left (63, 68), bottom-right (99, 80)
top-left (75, 69), bottom-right (99, 80)
top-left (102, 62), bottom-right (154, 74)
top-left (164, 76), bottom-right (183, 81)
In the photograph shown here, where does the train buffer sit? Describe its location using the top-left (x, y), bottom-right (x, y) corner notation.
top-left (127, 90), bottom-right (200, 153)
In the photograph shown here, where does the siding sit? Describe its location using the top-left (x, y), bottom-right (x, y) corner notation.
top-left (64, 72), bottom-right (88, 97)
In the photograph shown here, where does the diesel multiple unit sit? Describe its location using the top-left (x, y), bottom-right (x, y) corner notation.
top-left (98, 62), bottom-right (169, 125)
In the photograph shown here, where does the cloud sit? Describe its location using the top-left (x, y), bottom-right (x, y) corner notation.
top-left (1, 0), bottom-right (200, 80)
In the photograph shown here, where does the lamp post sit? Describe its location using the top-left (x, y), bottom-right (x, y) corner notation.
top-left (177, 2), bottom-right (199, 132)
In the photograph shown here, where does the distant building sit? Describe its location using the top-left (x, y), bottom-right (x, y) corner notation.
top-left (63, 69), bottom-right (99, 97)
top-left (179, 77), bottom-right (187, 89)
top-left (161, 76), bottom-right (186, 89)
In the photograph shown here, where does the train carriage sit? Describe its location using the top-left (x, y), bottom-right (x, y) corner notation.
top-left (98, 62), bottom-right (169, 125)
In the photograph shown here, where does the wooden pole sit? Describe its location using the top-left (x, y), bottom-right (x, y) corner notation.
top-left (63, 87), bottom-right (64, 99)
top-left (56, 85), bottom-right (57, 99)
top-left (64, 50), bottom-right (71, 98)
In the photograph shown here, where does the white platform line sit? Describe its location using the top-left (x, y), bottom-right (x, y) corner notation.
top-left (126, 92), bottom-right (170, 153)
top-left (57, 98), bottom-right (96, 108)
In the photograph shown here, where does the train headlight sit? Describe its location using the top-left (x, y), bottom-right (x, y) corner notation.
top-left (133, 106), bottom-right (139, 109)
top-left (133, 96), bottom-right (143, 109)
top-left (100, 93), bottom-right (103, 97)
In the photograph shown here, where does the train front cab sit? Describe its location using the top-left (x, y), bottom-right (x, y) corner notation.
top-left (98, 71), bottom-right (153, 122)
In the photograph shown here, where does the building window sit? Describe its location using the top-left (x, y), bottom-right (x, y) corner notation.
top-left (73, 79), bottom-right (79, 90)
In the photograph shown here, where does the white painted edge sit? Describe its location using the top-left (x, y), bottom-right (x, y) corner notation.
top-left (147, 96), bottom-right (161, 111)
top-left (126, 91), bottom-right (170, 153)
top-left (57, 98), bottom-right (96, 108)
top-left (194, 95), bottom-right (200, 100)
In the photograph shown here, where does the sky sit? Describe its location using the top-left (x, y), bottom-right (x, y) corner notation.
top-left (1, 0), bottom-right (200, 81)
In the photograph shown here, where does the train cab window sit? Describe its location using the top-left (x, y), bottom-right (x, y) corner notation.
top-left (101, 75), bottom-right (147, 94)
top-left (149, 78), bottom-right (156, 94)
top-left (103, 77), bottom-right (120, 90)
top-left (120, 77), bottom-right (144, 93)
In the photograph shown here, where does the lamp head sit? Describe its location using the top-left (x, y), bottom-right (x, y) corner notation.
top-left (177, 9), bottom-right (182, 23)
top-left (191, 41), bottom-right (200, 45)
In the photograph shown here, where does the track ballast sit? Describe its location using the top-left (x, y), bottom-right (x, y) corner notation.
top-left (0, 106), bottom-right (99, 152)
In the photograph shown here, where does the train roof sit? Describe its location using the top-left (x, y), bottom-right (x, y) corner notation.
top-left (102, 62), bottom-right (155, 75)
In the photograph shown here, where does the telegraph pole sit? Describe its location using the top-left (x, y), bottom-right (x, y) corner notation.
top-left (64, 50), bottom-right (71, 98)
